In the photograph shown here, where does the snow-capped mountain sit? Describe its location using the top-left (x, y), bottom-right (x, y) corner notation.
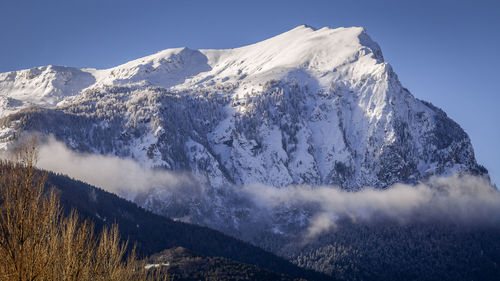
top-left (0, 25), bottom-right (487, 239)
top-left (0, 25), bottom-right (484, 186)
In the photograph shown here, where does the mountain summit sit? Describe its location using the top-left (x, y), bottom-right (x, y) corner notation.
top-left (0, 25), bottom-right (485, 189)
top-left (0, 25), bottom-right (489, 269)
top-left (0, 25), bottom-right (383, 111)
top-left (0, 25), bottom-right (494, 281)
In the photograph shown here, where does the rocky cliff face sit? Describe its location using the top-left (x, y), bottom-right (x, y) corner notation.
top-left (0, 25), bottom-right (484, 187)
top-left (0, 25), bottom-right (486, 237)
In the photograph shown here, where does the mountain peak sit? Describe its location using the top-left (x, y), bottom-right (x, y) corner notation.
top-left (0, 25), bottom-right (388, 115)
top-left (293, 24), bottom-right (318, 31)
top-left (0, 25), bottom-right (486, 251)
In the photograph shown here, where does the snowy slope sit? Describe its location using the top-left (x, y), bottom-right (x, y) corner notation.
top-left (0, 26), bottom-right (382, 113)
top-left (0, 65), bottom-right (96, 116)
top-left (0, 25), bottom-right (487, 235)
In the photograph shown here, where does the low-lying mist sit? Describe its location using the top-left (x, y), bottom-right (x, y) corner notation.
top-left (37, 138), bottom-right (198, 201)
top-left (241, 176), bottom-right (500, 237)
top-left (36, 138), bottom-right (500, 238)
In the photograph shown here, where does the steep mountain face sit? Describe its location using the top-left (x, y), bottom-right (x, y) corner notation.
top-left (0, 26), bottom-right (496, 280)
top-left (0, 25), bottom-right (485, 188)
top-left (0, 25), bottom-right (487, 246)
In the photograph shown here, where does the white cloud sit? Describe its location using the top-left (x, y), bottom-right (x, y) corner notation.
top-left (240, 176), bottom-right (499, 237)
top-left (35, 138), bottom-right (500, 238)
top-left (37, 137), bottom-right (197, 200)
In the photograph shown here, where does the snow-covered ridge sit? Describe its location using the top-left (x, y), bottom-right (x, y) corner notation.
top-left (0, 24), bottom-right (486, 215)
top-left (0, 25), bottom-right (384, 116)
top-left (0, 25), bottom-right (488, 252)
top-left (0, 65), bottom-right (95, 116)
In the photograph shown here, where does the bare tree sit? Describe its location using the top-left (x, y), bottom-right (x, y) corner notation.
top-left (0, 138), bottom-right (163, 281)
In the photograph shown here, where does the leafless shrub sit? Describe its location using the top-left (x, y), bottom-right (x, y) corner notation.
top-left (0, 137), bottom-right (165, 281)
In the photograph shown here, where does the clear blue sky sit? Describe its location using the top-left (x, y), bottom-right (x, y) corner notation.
top-left (1, 0), bottom-right (499, 185)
